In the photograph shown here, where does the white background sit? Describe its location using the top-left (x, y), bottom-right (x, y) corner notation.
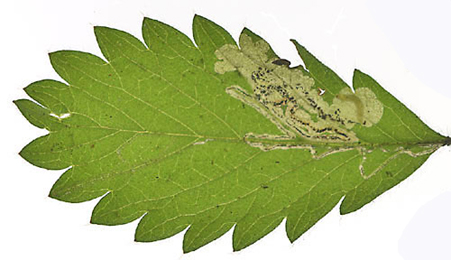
top-left (1, 0), bottom-right (450, 259)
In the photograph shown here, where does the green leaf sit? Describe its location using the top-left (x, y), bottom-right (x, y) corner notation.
top-left (15, 15), bottom-right (449, 253)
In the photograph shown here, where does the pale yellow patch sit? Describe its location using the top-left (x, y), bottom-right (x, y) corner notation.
top-left (215, 34), bottom-right (383, 145)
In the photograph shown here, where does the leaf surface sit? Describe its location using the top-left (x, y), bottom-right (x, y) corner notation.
top-left (15, 15), bottom-right (449, 252)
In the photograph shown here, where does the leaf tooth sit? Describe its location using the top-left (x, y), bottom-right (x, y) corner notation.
top-left (24, 79), bottom-right (71, 116)
top-left (90, 191), bottom-right (146, 226)
top-left (14, 99), bottom-right (62, 131)
top-left (232, 213), bottom-right (284, 251)
top-left (49, 167), bottom-right (109, 203)
top-left (142, 17), bottom-right (196, 54)
top-left (285, 193), bottom-right (343, 243)
top-left (19, 134), bottom-right (71, 170)
top-left (94, 26), bottom-right (147, 62)
top-left (239, 27), bottom-right (279, 61)
top-left (48, 50), bottom-right (109, 86)
top-left (134, 209), bottom-right (192, 243)
top-left (193, 14), bottom-right (237, 51)
top-left (182, 194), bottom-right (257, 253)
top-left (182, 209), bottom-right (234, 253)
top-left (339, 152), bottom-right (432, 215)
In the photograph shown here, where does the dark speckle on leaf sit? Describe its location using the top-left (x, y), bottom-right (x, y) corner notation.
top-left (272, 59), bottom-right (291, 66)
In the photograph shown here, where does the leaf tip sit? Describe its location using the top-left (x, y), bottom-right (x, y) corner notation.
top-left (47, 51), bottom-right (55, 58)
top-left (133, 231), bottom-right (146, 243)
top-left (193, 14), bottom-right (213, 28)
top-left (89, 213), bottom-right (98, 225)
top-left (47, 51), bottom-right (62, 64)
top-left (17, 147), bottom-right (24, 158)
top-left (338, 199), bottom-right (354, 215)
top-left (93, 26), bottom-right (112, 49)
top-left (240, 27), bottom-right (262, 42)
top-left (142, 16), bottom-right (155, 26)
top-left (444, 136), bottom-right (451, 146)
top-left (182, 245), bottom-right (193, 254)
top-left (232, 238), bottom-right (247, 252)
top-left (48, 187), bottom-right (59, 200)
top-left (193, 13), bottom-right (204, 20)
top-left (193, 14), bottom-right (209, 28)
top-left (93, 25), bottom-right (106, 34)
top-left (353, 68), bottom-right (363, 77)
top-left (240, 27), bottom-right (253, 38)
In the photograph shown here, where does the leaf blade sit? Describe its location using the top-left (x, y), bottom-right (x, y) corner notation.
top-left (15, 15), bottom-right (448, 253)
